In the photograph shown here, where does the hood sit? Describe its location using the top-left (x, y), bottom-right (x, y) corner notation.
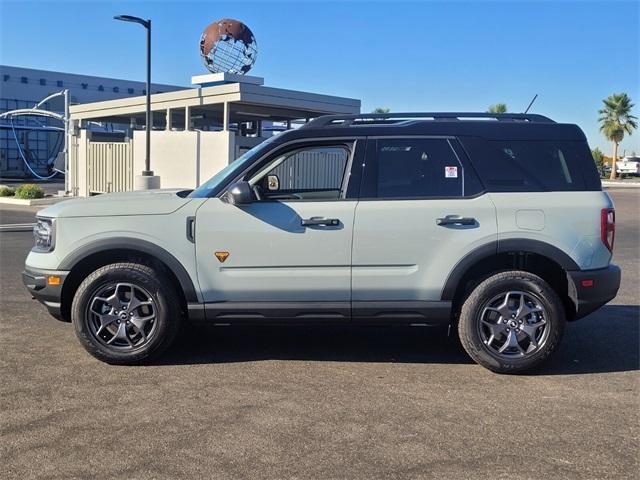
top-left (38, 189), bottom-right (193, 218)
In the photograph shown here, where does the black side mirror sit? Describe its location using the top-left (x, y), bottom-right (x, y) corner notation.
top-left (225, 181), bottom-right (254, 206)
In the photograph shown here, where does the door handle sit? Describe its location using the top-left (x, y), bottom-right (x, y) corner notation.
top-left (436, 215), bottom-right (476, 226)
top-left (186, 216), bottom-right (195, 243)
top-left (301, 217), bottom-right (340, 227)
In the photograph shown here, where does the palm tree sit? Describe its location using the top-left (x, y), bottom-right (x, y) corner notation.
top-left (599, 93), bottom-right (638, 180)
top-left (371, 107), bottom-right (390, 114)
top-left (488, 103), bottom-right (508, 113)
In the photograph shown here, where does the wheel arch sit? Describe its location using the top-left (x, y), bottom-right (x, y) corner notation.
top-left (442, 239), bottom-right (579, 321)
top-left (59, 238), bottom-right (198, 321)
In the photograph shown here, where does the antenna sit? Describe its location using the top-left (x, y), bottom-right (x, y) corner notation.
top-left (524, 94), bottom-right (538, 114)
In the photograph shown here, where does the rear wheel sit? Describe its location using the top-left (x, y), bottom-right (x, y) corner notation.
top-left (458, 271), bottom-right (565, 373)
top-left (71, 262), bottom-right (182, 364)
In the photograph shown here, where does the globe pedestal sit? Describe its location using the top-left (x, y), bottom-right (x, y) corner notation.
top-left (191, 72), bottom-right (264, 87)
top-left (134, 174), bottom-right (161, 191)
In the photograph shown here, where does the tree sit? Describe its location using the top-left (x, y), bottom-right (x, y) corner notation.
top-left (371, 107), bottom-right (390, 114)
top-left (598, 93), bottom-right (638, 180)
top-left (592, 147), bottom-right (605, 176)
top-left (487, 103), bottom-right (508, 113)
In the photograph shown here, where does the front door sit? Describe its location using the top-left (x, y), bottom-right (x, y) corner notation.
top-left (195, 139), bottom-right (364, 321)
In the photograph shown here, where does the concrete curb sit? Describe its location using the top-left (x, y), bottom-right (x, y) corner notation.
top-left (0, 196), bottom-right (74, 206)
top-left (602, 181), bottom-right (640, 188)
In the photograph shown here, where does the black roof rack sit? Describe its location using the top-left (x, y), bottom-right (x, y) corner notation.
top-left (303, 112), bottom-right (555, 129)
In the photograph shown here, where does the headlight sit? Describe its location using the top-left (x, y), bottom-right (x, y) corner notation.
top-left (33, 217), bottom-right (55, 252)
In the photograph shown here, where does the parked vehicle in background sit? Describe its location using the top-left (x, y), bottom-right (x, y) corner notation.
top-left (616, 155), bottom-right (640, 176)
top-left (23, 112), bottom-right (621, 373)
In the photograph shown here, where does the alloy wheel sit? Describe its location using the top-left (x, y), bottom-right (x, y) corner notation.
top-left (478, 290), bottom-right (549, 358)
top-left (86, 283), bottom-right (157, 350)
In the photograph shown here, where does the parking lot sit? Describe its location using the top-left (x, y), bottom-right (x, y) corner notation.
top-left (1, 188), bottom-right (638, 479)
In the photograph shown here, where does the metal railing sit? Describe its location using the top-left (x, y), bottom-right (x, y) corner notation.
top-left (302, 112), bottom-right (555, 129)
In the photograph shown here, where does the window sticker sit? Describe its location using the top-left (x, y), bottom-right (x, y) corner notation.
top-left (445, 166), bottom-right (458, 178)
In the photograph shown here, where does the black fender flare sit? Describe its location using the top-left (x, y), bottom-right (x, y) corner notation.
top-left (441, 239), bottom-right (579, 301)
top-left (59, 237), bottom-right (199, 303)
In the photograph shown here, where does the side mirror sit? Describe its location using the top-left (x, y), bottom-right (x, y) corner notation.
top-left (225, 181), bottom-right (254, 206)
top-left (267, 174), bottom-right (280, 191)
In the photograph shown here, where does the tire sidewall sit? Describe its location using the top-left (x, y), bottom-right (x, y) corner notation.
top-left (459, 272), bottom-right (565, 373)
top-left (72, 263), bottom-right (179, 364)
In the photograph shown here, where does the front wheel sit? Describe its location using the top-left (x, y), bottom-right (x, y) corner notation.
top-left (71, 262), bottom-right (182, 365)
top-left (458, 271), bottom-right (565, 374)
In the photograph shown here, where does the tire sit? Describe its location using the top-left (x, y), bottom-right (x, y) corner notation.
top-left (458, 271), bottom-right (565, 374)
top-left (71, 262), bottom-right (182, 365)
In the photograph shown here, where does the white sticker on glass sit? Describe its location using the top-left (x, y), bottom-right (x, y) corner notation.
top-left (445, 166), bottom-right (458, 178)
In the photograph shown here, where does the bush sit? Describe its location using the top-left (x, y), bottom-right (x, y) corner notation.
top-left (0, 186), bottom-right (15, 197)
top-left (15, 184), bottom-right (45, 199)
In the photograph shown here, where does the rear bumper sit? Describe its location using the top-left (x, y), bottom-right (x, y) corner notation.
top-left (22, 266), bottom-right (69, 318)
top-left (567, 264), bottom-right (621, 320)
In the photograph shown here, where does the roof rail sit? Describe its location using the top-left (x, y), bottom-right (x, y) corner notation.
top-left (303, 112), bottom-right (555, 129)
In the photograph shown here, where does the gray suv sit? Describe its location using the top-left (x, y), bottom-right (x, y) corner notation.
top-left (23, 113), bottom-right (621, 373)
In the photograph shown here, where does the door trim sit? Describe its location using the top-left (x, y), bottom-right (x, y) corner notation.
top-left (199, 301), bottom-right (351, 323)
top-left (352, 300), bottom-right (451, 325)
top-left (186, 300), bottom-right (452, 325)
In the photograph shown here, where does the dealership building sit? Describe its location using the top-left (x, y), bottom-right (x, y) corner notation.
top-left (66, 73), bottom-right (360, 196)
top-left (1, 66), bottom-right (360, 194)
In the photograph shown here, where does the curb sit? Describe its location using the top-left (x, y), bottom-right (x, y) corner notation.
top-left (0, 196), bottom-right (74, 206)
top-left (601, 181), bottom-right (640, 189)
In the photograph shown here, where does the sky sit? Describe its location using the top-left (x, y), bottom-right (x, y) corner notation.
top-left (1, 0), bottom-right (638, 154)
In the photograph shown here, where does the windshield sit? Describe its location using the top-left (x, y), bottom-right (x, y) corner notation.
top-left (189, 135), bottom-right (280, 198)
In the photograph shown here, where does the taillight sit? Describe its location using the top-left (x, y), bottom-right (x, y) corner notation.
top-left (601, 208), bottom-right (615, 252)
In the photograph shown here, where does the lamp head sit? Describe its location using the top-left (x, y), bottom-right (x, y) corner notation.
top-left (113, 15), bottom-right (150, 28)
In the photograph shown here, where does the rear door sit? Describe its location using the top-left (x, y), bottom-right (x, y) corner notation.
top-left (351, 136), bottom-right (497, 323)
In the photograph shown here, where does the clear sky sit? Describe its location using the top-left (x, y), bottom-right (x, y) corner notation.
top-left (1, 0), bottom-right (638, 154)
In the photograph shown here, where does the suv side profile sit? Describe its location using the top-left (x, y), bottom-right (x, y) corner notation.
top-left (23, 112), bottom-right (621, 373)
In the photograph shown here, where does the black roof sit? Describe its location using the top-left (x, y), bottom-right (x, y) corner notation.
top-left (276, 112), bottom-right (587, 143)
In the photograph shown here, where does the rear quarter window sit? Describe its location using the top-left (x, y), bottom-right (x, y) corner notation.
top-left (460, 137), bottom-right (601, 192)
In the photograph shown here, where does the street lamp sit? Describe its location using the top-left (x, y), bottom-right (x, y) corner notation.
top-left (114, 14), bottom-right (159, 189)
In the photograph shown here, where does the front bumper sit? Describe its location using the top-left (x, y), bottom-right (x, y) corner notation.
top-left (568, 264), bottom-right (621, 320)
top-left (22, 266), bottom-right (69, 319)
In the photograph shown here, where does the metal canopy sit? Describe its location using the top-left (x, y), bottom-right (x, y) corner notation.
top-left (69, 81), bottom-right (360, 126)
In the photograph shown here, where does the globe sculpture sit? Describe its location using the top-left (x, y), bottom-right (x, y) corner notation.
top-left (199, 19), bottom-right (258, 75)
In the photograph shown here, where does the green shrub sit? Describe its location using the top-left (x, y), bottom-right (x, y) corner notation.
top-left (15, 184), bottom-right (45, 199)
top-left (0, 186), bottom-right (15, 197)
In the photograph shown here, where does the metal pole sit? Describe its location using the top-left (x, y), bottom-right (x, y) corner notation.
top-left (64, 89), bottom-right (69, 193)
top-left (144, 19), bottom-right (152, 175)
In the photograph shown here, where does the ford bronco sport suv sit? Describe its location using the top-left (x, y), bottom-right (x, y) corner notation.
top-left (23, 112), bottom-right (620, 373)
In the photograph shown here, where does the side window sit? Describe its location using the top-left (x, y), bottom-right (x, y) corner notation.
top-left (363, 138), bottom-right (470, 199)
top-left (460, 137), bottom-right (591, 191)
top-left (250, 145), bottom-right (350, 201)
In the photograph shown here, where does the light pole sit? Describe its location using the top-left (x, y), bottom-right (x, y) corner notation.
top-left (114, 14), bottom-right (160, 189)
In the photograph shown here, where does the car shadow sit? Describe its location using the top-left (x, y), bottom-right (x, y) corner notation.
top-left (535, 304), bottom-right (639, 375)
top-left (157, 305), bottom-right (639, 375)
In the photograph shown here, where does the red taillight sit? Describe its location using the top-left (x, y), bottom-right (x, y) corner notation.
top-left (601, 208), bottom-right (615, 252)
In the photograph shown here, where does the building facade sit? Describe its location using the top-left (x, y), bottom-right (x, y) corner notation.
top-left (0, 65), bottom-right (184, 178)
top-left (68, 73), bottom-right (360, 196)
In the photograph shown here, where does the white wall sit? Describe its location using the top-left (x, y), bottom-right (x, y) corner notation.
top-left (132, 130), bottom-right (234, 190)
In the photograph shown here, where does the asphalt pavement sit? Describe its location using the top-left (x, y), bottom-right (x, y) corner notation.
top-left (1, 189), bottom-right (638, 480)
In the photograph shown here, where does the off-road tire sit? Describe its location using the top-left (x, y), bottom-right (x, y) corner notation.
top-left (458, 270), bottom-right (565, 374)
top-left (71, 262), bottom-right (182, 365)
